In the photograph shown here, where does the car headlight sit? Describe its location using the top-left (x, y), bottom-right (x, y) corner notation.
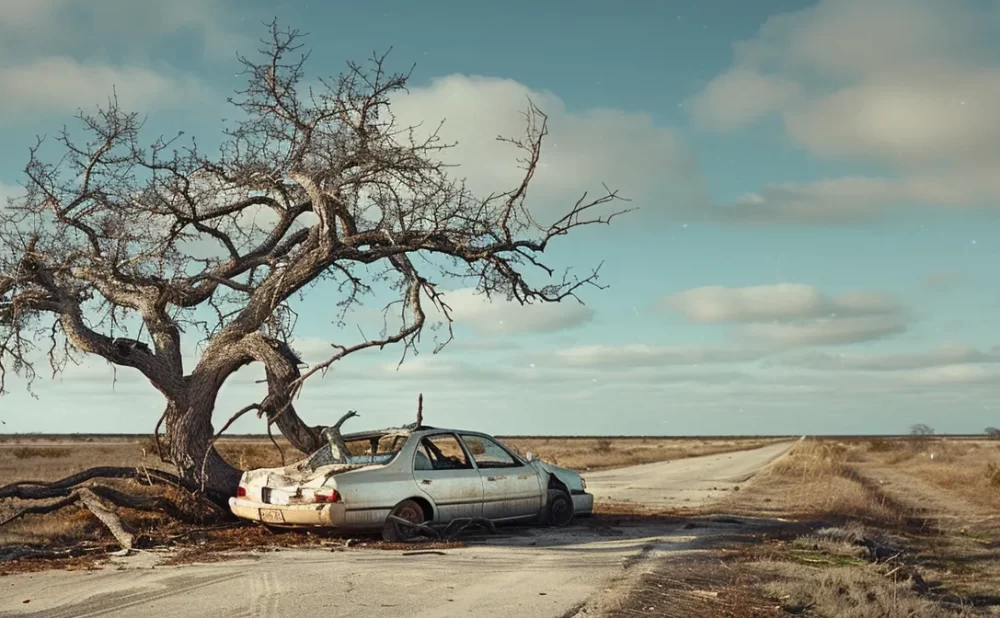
top-left (581, 478), bottom-right (587, 490)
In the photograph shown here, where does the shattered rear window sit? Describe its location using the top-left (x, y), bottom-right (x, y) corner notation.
top-left (304, 433), bottom-right (407, 471)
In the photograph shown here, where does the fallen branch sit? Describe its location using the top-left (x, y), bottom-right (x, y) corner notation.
top-left (0, 488), bottom-right (136, 553)
top-left (442, 517), bottom-right (496, 538)
top-left (0, 466), bottom-right (229, 511)
top-left (383, 515), bottom-right (497, 542)
top-left (76, 488), bottom-right (134, 550)
top-left (384, 514), bottom-right (441, 541)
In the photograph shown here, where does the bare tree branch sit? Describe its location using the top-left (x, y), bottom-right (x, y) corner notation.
top-left (0, 22), bottom-right (630, 493)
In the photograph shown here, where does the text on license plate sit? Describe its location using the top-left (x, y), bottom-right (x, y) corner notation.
top-left (259, 508), bottom-right (286, 524)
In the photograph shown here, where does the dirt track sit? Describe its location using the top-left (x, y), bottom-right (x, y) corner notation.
top-left (1, 441), bottom-right (794, 618)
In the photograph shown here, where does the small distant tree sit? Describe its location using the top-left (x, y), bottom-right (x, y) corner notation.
top-left (910, 424), bottom-right (935, 438)
top-left (985, 427), bottom-right (1000, 439)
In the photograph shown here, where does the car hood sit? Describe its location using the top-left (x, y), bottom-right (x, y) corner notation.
top-left (531, 460), bottom-right (586, 493)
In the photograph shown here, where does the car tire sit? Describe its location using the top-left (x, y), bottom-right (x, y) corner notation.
top-left (383, 499), bottom-right (427, 542)
top-left (545, 489), bottom-right (574, 527)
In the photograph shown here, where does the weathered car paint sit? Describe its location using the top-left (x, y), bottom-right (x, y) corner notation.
top-left (479, 465), bottom-right (543, 520)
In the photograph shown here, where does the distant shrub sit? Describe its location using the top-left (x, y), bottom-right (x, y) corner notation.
top-left (594, 439), bottom-right (612, 453)
top-left (867, 439), bottom-right (903, 453)
top-left (217, 443), bottom-right (285, 469)
top-left (10, 447), bottom-right (71, 459)
top-left (986, 462), bottom-right (1000, 487)
top-left (136, 437), bottom-right (171, 457)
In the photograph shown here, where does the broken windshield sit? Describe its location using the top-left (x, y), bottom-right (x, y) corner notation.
top-left (303, 432), bottom-right (408, 471)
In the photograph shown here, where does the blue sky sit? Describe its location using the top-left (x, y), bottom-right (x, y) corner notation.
top-left (2, 0), bottom-right (999, 436)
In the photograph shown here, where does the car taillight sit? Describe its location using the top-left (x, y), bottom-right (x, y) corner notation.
top-left (315, 489), bottom-right (341, 503)
top-left (236, 486), bottom-right (247, 497)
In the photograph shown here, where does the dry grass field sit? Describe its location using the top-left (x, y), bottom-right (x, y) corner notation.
top-left (609, 436), bottom-right (1000, 618)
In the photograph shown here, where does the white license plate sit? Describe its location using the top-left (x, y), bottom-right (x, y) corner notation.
top-left (259, 508), bottom-right (286, 524)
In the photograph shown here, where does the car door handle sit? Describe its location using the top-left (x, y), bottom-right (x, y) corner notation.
top-left (421, 479), bottom-right (432, 485)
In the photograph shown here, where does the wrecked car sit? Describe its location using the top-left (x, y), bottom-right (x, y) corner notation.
top-left (229, 424), bottom-right (592, 538)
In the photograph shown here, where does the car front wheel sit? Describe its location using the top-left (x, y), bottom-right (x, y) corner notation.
top-left (545, 489), bottom-right (574, 527)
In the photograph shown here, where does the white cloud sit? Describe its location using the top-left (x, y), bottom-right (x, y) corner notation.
top-left (661, 284), bottom-right (899, 323)
top-left (0, 0), bottom-right (253, 62)
top-left (783, 345), bottom-right (1000, 371)
top-left (901, 364), bottom-right (1000, 387)
top-left (543, 344), bottom-right (765, 368)
top-left (716, 171), bottom-right (1000, 223)
top-left (687, 69), bottom-right (802, 131)
top-left (783, 72), bottom-right (1000, 166)
top-left (919, 272), bottom-right (964, 291)
top-left (0, 58), bottom-right (211, 119)
top-left (442, 287), bottom-right (594, 335)
top-left (735, 0), bottom-right (987, 79)
top-left (690, 0), bottom-right (1000, 221)
top-left (0, 0), bottom-right (250, 125)
top-left (740, 315), bottom-right (907, 347)
top-left (389, 74), bottom-right (707, 223)
top-left (661, 284), bottom-right (908, 348)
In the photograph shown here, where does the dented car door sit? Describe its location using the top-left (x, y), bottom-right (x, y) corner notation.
top-left (412, 433), bottom-right (484, 522)
top-left (459, 434), bottom-right (543, 520)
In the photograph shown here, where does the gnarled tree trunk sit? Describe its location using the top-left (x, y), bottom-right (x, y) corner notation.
top-left (159, 333), bottom-right (330, 499)
top-left (163, 398), bottom-right (242, 496)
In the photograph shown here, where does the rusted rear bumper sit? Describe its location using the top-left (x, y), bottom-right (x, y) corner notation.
top-left (229, 497), bottom-right (346, 527)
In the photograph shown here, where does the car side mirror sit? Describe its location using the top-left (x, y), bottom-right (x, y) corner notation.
top-left (525, 451), bottom-right (536, 462)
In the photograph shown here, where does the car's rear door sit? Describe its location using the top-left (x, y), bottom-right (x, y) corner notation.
top-left (412, 433), bottom-right (484, 522)
top-left (458, 434), bottom-right (543, 521)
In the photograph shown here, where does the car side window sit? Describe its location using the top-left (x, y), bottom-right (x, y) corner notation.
top-left (460, 435), bottom-right (521, 469)
top-left (415, 434), bottom-right (472, 471)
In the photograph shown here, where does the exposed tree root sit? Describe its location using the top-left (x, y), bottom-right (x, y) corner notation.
top-left (0, 495), bottom-right (79, 526)
top-left (0, 545), bottom-right (92, 562)
top-left (0, 466), bottom-right (230, 510)
top-left (0, 465), bottom-right (234, 560)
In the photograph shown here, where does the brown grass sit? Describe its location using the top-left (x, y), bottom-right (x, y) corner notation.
top-left (756, 557), bottom-right (958, 618)
top-left (725, 439), bottom-right (898, 524)
top-left (715, 437), bottom-right (1000, 615)
top-left (733, 437), bottom-right (1000, 524)
top-left (856, 438), bottom-right (1000, 512)
top-left (8, 447), bottom-right (73, 460)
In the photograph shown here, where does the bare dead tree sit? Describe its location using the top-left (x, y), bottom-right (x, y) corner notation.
top-left (0, 22), bottom-right (629, 500)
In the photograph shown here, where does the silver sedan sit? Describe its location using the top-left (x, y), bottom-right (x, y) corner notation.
top-left (229, 425), bottom-right (593, 536)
